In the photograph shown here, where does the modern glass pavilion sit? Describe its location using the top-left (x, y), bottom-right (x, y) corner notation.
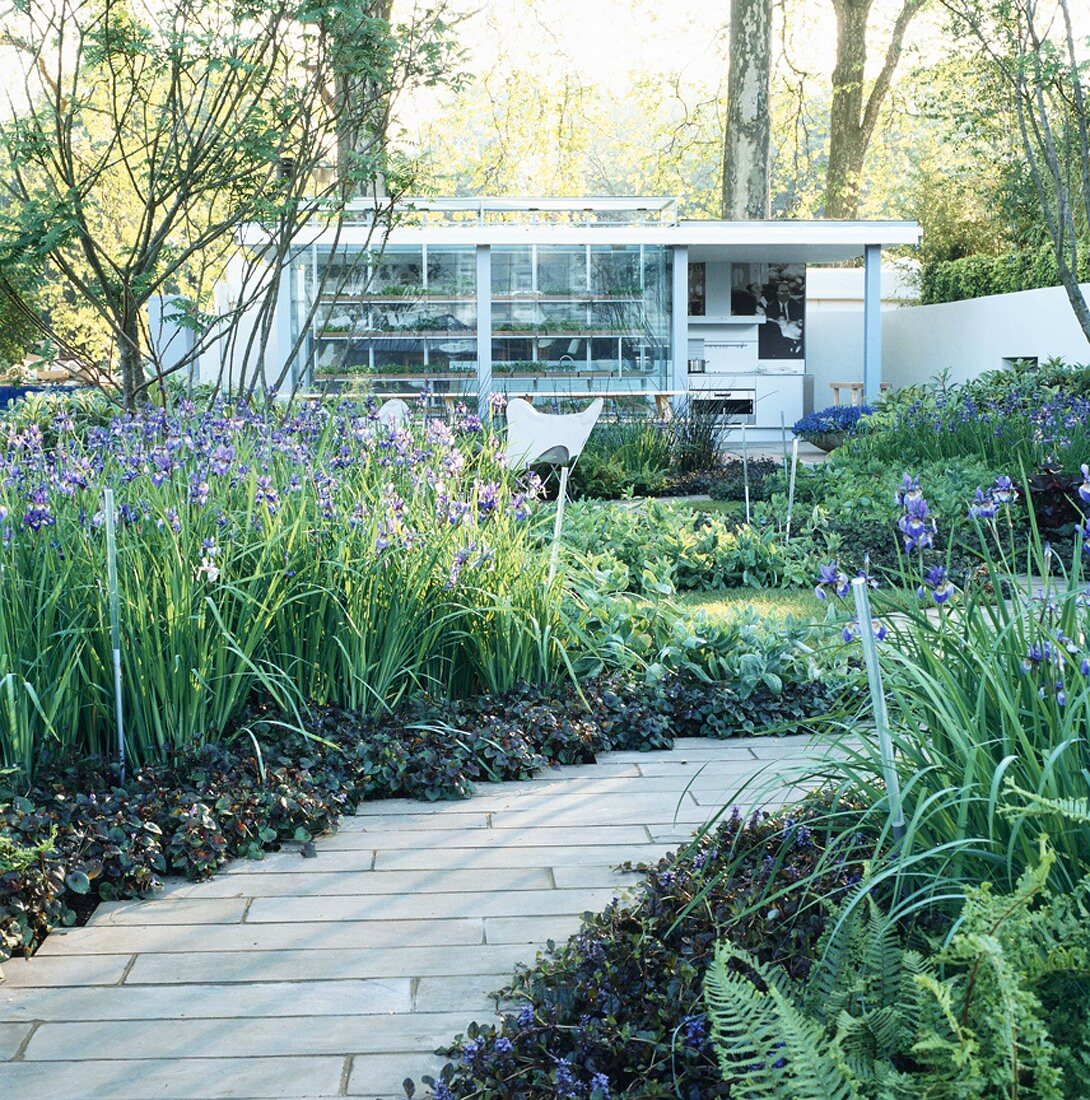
top-left (179, 198), bottom-right (921, 426)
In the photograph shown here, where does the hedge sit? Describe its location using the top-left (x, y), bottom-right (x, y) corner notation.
top-left (921, 241), bottom-right (1090, 305)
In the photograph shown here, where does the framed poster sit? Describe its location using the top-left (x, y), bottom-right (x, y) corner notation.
top-left (730, 263), bottom-right (805, 359)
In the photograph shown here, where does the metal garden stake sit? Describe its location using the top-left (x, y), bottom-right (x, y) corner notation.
top-left (103, 488), bottom-right (127, 779)
top-left (780, 412), bottom-right (789, 470)
top-left (851, 577), bottom-right (905, 841)
top-left (741, 423), bottom-right (751, 524)
top-left (549, 464), bottom-right (571, 583)
top-left (785, 437), bottom-right (799, 541)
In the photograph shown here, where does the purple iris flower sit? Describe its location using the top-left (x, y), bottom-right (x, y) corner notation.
top-left (969, 487), bottom-right (997, 520)
top-left (476, 480), bottom-right (500, 519)
top-left (899, 495), bottom-right (935, 551)
top-left (22, 503), bottom-right (54, 531)
top-left (894, 474), bottom-right (922, 508)
top-left (815, 562), bottom-right (849, 600)
top-left (992, 475), bottom-right (1018, 504)
top-left (917, 564), bottom-right (954, 605)
top-left (842, 618), bottom-right (886, 643)
top-left (1079, 464), bottom-right (1090, 504)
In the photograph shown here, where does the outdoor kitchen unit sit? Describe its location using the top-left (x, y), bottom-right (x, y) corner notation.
top-left (687, 259), bottom-right (812, 429)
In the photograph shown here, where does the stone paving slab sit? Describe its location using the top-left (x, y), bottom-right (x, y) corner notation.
top-left (159, 866), bottom-right (556, 899)
top-left (0, 1055), bottom-right (347, 1098)
top-left (0, 1021), bottom-right (31, 1059)
top-left (347, 1053), bottom-right (450, 1098)
top-left (21, 1011), bottom-right (475, 1062)
top-left (2, 979), bottom-right (411, 1022)
top-left (371, 843), bottom-right (664, 871)
top-left (89, 897), bottom-right (250, 926)
top-left (0, 953), bottom-right (134, 988)
top-left (315, 824), bottom-right (653, 849)
top-left (124, 944), bottom-right (531, 985)
top-left (36, 917), bottom-right (487, 956)
top-left (1, 734), bottom-right (823, 1098)
top-left (245, 888), bottom-right (617, 924)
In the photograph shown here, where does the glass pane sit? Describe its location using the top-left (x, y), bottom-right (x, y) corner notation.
top-left (426, 247), bottom-right (476, 297)
top-left (537, 246), bottom-right (587, 296)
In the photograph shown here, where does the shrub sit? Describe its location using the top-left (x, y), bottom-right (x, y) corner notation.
top-left (561, 500), bottom-right (795, 593)
top-left (418, 801), bottom-right (875, 1099)
top-left (708, 457), bottom-right (783, 503)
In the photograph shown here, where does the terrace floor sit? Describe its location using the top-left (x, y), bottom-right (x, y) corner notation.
top-left (0, 735), bottom-right (829, 1100)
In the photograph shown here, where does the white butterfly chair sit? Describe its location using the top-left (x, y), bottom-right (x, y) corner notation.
top-left (504, 397), bottom-right (604, 580)
top-left (376, 398), bottom-right (410, 428)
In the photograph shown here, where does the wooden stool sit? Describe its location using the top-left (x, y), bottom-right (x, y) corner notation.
top-left (830, 381), bottom-right (892, 406)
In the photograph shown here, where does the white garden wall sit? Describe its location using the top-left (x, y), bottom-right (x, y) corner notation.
top-left (804, 266), bottom-right (916, 410)
top-left (882, 284), bottom-right (1090, 390)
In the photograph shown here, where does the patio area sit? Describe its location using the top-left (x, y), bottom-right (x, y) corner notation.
top-left (0, 735), bottom-right (825, 1100)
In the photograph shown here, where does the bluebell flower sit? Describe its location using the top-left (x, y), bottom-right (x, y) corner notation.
top-left (682, 1014), bottom-right (708, 1050)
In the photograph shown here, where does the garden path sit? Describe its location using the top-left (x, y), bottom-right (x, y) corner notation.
top-left (0, 734), bottom-right (830, 1100)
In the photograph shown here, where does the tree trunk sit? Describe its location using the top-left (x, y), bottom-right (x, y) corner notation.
top-left (825, 0), bottom-right (925, 220)
top-left (118, 304), bottom-right (146, 409)
top-left (335, 0), bottom-right (394, 199)
top-left (722, 0), bottom-right (772, 220)
top-left (826, 0), bottom-right (872, 220)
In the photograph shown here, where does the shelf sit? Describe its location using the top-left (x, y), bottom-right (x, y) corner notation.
top-left (312, 375), bottom-right (474, 383)
top-left (687, 316), bottom-right (762, 327)
top-left (493, 331), bottom-right (644, 338)
top-left (317, 330), bottom-right (645, 340)
top-left (318, 294), bottom-right (476, 304)
top-left (492, 294), bottom-right (643, 303)
top-left (317, 331), bottom-right (476, 340)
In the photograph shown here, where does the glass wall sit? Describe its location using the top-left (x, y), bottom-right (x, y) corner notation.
top-left (302, 244), bottom-right (478, 396)
top-left (491, 244), bottom-right (670, 395)
top-left (294, 241), bottom-right (671, 399)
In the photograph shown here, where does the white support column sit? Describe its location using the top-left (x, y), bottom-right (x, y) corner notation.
top-left (475, 245), bottom-right (493, 418)
top-left (863, 243), bottom-right (882, 402)
top-left (670, 245), bottom-right (689, 408)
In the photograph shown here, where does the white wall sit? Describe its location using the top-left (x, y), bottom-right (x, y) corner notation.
top-left (802, 265), bottom-right (918, 410)
top-left (883, 284), bottom-right (1090, 389)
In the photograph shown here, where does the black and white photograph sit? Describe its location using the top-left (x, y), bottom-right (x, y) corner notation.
top-left (730, 262), bottom-right (806, 358)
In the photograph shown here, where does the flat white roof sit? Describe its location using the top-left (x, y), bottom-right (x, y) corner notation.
top-left (256, 197), bottom-right (921, 262)
top-left (287, 221), bottom-right (918, 262)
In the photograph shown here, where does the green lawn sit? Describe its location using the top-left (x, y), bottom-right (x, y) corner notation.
top-left (674, 585), bottom-right (826, 624)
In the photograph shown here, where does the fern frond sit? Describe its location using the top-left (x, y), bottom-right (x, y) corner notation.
top-left (999, 780), bottom-right (1090, 825)
top-left (704, 940), bottom-right (858, 1100)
